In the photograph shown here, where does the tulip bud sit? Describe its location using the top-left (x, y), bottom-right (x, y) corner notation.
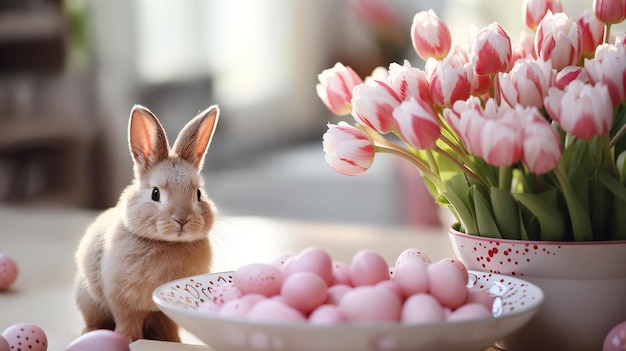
top-left (577, 12), bottom-right (606, 58)
top-left (585, 43), bottom-right (626, 105)
top-left (544, 80), bottom-right (613, 139)
top-left (469, 22), bottom-right (513, 75)
top-left (593, 0), bottom-right (626, 25)
top-left (351, 80), bottom-right (401, 134)
top-left (410, 10), bottom-right (452, 60)
top-left (322, 122), bottom-right (375, 176)
top-left (316, 63), bottom-right (363, 115)
top-left (426, 56), bottom-right (474, 108)
top-left (519, 106), bottom-right (562, 174)
top-left (535, 12), bottom-right (583, 70)
top-left (511, 31), bottom-right (537, 64)
top-left (392, 98), bottom-right (440, 150)
top-left (498, 58), bottom-right (554, 108)
top-left (554, 65), bottom-right (588, 90)
top-left (522, 0), bottom-right (563, 31)
top-left (387, 60), bottom-right (431, 104)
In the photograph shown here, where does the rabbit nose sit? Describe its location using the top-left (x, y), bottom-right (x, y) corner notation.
top-left (174, 216), bottom-right (190, 227)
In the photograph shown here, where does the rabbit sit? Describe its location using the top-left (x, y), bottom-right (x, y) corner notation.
top-left (73, 104), bottom-right (219, 343)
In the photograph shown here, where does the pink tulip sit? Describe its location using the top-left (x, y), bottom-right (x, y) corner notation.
top-left (426, 56), bottom-right (474, 108)
top-left (351, 80), bottom-right (401, 134)
top-left (554, 65), bottom-right (588, 90)
top-left (522, 0), bottom-right (563, 31)
top-left (392, 98), bottom-right (441, 150)
top-left (498, 58), bottom-right (554, 108)
top-left (317, 63), bottom-right (363, 115)
top-left (322, 122), bottom-right (375, 176)
top-left (387, 60), bottom-right (431, 104)
top-left (535, 12), bottom-right (583, 70)
top-left (410, 10), bottom-right (452, 60)
top-left (469, 22), bottom-right (513, 75)
top-left (593, 0), bottom-right (626, 25)
top-left (519, 106), bottom-right (562, 174)
top-left (444, 98), bottom-right (523, 166)
top-left (585, 43), bottom-right (626, 104)
top-left (577, 12), bottom-right (606, 58)
top-left (511, 31), bottom-right (537, 63)
top-left (544, 80), bottom-right (614, 139)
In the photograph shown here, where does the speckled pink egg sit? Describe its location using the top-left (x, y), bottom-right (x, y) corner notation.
top-left (604, 321), bottom-right (626, 351)
top-left (281, 272), bottom-right (328, 314)
top-left (247, 299), bottom-right (306, 322)
top-left (219, 298), bottom-right (253, 318)
top-left (427, 261), bottom-right (467, 309)
top-left (271, 251), bottom-right (295, 268)
top-left (401, 293), bottom-right (445, 324)
top-left (283, 247), bottom-right (333, 285)
top-left (0, 253), bottom-right (18, 291)
top-left (240, 293), bottom-right (266, 306)
top-left (338, 286), bottom-right (401, 322)
top-left (447, 303), bottom-right (491, 322)
top-left (326, 284), bottom-right (352, 305)
top-left (0, 336), bottom-right (9, 351)
top-left (233, 263), bottom-right (284, 297)
top-left (395, 248), bottom-right (432, 267)
top-left (65, 330), bottom-right (129, 351)
top-left (309, 304), bottom-right (347, 324)
top-left (198, 300), bottom-right (220, 313)
top-left (331, 261), bottom-right (352, 286)
top-left (1, 323), bottom-right (47, 351)
top-left (211, 283), bottom-right (243, 306)
top-left (438, 257), bottom-right (469, 284)
top-left (350, 250), bottom-right (390, 286)
top-left (393, 259), bottom-right (429, 298)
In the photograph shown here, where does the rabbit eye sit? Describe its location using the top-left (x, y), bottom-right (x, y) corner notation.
top-left (151, 187), bottom-right (160, 202)
top-left (197, 188), bottom-right (202, 201)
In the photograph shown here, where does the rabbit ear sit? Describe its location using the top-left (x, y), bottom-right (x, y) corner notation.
top-left (172, 105), bottom-right (219, 171)
top-left (128, 105), bottom-right (170, 175)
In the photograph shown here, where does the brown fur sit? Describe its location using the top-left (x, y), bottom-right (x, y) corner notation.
top-left (73, 105), bottom-right (219, 342)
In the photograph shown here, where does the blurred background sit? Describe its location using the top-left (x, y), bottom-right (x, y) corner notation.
top-left (0, 0), bottom-right (608, 227)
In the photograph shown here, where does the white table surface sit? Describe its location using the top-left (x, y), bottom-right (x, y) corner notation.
top-left (0, 205), bottom-right (454, 350)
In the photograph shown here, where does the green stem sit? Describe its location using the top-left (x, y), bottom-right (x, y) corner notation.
top-left (605, 23), bottom-right (612, 44)
top-left (375, 144), bottom-right (443, 189)
top-left (554, 166), bottom-right (593, 241)
top-left (599, 134), bottom-right (618, 178)
top-left (499, 166), bottom-right (512, 191)
top-left (433, 145), bottom-right (482, 182)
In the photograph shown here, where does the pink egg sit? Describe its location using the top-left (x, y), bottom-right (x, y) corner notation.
top-left (247, 299), bottom-right (306, 322)
top-left (604, 320), bottom-right (626, 351)
top-left (393, 259), bottom-right (429, 298)
top-left (350, 250), bottom-right (390, 286)
top-left (309, 304), bottom-right (347, 324)
top-left (0, 336), bottom-right (9, 351)
top-left (198, 300), bottom-right (220, 314)
top-left (1, 323), bottom-right (47, 351)
top-left (427, 261), bottom-right (468, 309)
top-left (66, 330), bottom-right (129, 351)
top-left (447, 303), bottom-right (492, 322)
top-left (375, 280), bottom-right (404, 302)
top-left (283, 247), bottom-right (334, 285)
top-left (233, 263), bottom-right (284, 297)
top-left (401, 293), bottom-right (445, 324)
top-left (338, 286), bottom-right (401, 322)
top-left (211, 283), bottom-right (243, 306)
top-left (271, 251), bottom-right (295, 268)
top-left (325, 284), bottom-right (352, 305)
top-left (0, 253), bottom-right (18, 291)
top-left (331, 261), bottom-right (352, 286)
top-left (438, 257), bottom-right (469, 284)
top-left (240, 293), bottom-right (266, 306)
top-left (219, 299), bottom-right (253, 318)
top-left (395, 248), bottom-right (432, 267)
top-left (281, 272), bottom-right (328, 314)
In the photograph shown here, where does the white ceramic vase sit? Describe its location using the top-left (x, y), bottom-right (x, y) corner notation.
top-left (449, 227), bottom-right (626, 351)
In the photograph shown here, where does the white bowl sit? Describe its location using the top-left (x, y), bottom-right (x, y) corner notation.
top-left (153, 270), bottom-right (543, 351)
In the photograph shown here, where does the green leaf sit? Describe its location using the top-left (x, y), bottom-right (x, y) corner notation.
top-left (472, 185), bottom-right (502, 238)
top-left (490, 187), bottom-right (520, 240)
top-left (512, 189), bottom-right (565, 241)
top-left (442, 174), bottom-right (477, 235)
top-left (612, 195), bottom-right (626, 240)
top-left (598, 168), bottom-right (626, 202)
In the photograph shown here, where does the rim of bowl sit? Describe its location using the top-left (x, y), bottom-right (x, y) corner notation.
top-left (449, 226), bottom-right (626, 246)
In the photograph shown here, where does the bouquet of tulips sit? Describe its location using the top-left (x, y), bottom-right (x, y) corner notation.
top-left (317, 0), bottom-right (626, 241)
